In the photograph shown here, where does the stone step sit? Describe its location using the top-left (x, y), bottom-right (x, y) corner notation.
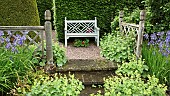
top-left (80, 85), bottom-right (104, 96)
top-left (56, 59), bottom-right (117, 96)
top-left (58, 70), bottom-right (115, 85)
top-left (56, 59), bottom-right (118, 72)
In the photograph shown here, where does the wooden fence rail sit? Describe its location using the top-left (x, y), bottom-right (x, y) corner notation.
top-left (119, 10), bottom-right (146, 59)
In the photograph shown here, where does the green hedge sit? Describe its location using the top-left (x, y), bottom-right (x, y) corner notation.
top-left (53, 0), bottom-right (115, 40)
top-left (0, 0), bottom-right (40, 26)
top-left (36, 0), bottom-right (53, 26)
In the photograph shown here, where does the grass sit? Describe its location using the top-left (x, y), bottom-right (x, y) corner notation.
top-left (0, 46), bottom-right (35, 94)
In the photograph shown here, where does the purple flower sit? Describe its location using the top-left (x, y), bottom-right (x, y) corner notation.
top-left (166, 30), bottom-right (170, 36)
top-left (162, 52), bottom-right (169, 57)
top-left (6, 43), bottom-right (11, 49)
top-left (6, 37), bottom-right (10, 43)
top-left (150, 33), bottom-right (157, 41)
top-left (12, 47), bottom-right (17, 52)
top-left (159, 41), bottom-right (164, 49)
top-left (143, 34), bottom-right (149, 40)
top-left (157, 31), bottom-right (164, 36)
top-left (18, 39), bottom-right (24, 45)
top-left (21, 35), bottom-right (26, 41)
top-left (0, 38), bottom-right (4, 43)
top-left (0, 30), bottom-right (4, 37)
top-left (148, 40), bottom-right (155, 45)
top-left (13, 41), bottom-right (17, 47)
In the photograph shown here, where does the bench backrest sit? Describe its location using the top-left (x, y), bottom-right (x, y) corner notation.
top-left (65, 17), bottom-right (97, 34)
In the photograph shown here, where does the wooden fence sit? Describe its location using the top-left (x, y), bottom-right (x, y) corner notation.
top-left (119, 10), bottom-right (146, 59)
top-left (0, 10), bottom-right (54, 69)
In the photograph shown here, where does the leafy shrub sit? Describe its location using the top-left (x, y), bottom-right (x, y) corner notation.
top-left (26, 74), bottom-right (84, 96)
top-left (104, 75), bottom-right (167, 96)
top-left (74, 38), bottom-right (90, 47)
top-left (91, 57), bottom-right (167, 96)
top-left (32, 42), bottom-right (67, 67)
top-left (100, 31), bottom-right (135, 62)
top-left (0, 47), bottom-right (34, 94)
top-left (116, 57), bottom-right (148, 78)
top-left (53, 42), bottom-right (67, 66)
top-left (0, 0), bottom-right (40, 26)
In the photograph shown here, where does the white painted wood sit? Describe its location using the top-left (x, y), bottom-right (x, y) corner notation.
top-left (65, 17), bottom-right (100, 47)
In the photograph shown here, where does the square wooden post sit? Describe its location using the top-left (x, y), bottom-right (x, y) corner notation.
top-left (44, 10), bottom-right (56, 74)
top-left (136, 10), bottom-right (146, 59)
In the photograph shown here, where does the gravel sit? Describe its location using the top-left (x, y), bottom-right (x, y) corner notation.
top-left (64, 43), bottom-right (104, 60)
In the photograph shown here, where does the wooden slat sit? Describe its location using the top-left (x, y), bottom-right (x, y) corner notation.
top-left (0, 26), bottom-right (44, 30)
top-left (122, 22), bottom-right (139, 28)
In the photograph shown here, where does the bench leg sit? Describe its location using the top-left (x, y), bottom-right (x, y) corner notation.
top-left (95, 37), bottom-right (99, 46)
top-left (97, 37), bottom-right (99, 46)
top-left (65, 37), bottom-right (67, 47)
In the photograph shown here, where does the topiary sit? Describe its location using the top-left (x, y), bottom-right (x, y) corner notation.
top-left (0, 0), bottom-right (40, 26)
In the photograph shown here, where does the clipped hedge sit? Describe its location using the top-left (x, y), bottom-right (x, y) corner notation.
top-left (53, 0), bottom-right (115, 40)
top-left (36, 0), bottom-right (53, 26)
top-left (0, 0), bottom-right (40, 26)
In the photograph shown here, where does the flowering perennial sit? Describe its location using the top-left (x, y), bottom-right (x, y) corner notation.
top-left (0, 30), bottom-right (28, 53)
top-left (144, 30), bottom-right (170, 56)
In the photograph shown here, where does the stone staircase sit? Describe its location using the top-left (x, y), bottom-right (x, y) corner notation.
top-left (56, 59), bottom-right (118, 95)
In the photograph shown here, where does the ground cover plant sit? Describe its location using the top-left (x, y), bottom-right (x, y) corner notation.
top-left (26, 74), bottom-right (84, 96)
top-left (32, 42), bottom-right (67, 67)
top-left (100, 31), bottom-right (135, 62)
top-left (142, 31), bottom-right (170, 86)
top-left (91, 56), bottom-right (167, 96)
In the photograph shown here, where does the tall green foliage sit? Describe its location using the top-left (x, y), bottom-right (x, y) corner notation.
top-left (0, 47), bottom-right (34, 94)
top-left (36, 0), bottom-right (53, 26)
top-left (0, 0), bottom-right (40, 26)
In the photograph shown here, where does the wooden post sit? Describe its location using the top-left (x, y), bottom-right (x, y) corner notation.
top-left (44, 10), bottom-right (56, 74)
top-left (136, 10), bottom-right (146, 59)
top-left (119, 11), bottom-right (123, 32)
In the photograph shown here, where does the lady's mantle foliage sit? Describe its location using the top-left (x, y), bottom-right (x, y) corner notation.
top-left (100, 31), bottom-right (135, 62)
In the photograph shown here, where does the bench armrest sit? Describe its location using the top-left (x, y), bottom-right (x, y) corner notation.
top-left (95, 27), bottom-right (100, 31)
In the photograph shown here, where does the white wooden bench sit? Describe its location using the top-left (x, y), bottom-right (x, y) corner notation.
top-left (64, 17), bottom-right (100, 47)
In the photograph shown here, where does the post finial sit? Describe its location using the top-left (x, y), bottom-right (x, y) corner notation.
top-left (45, 10), bottom-right (51, 21)
top-left (119, 11), bottom-right (124, 18)
top-left (140, 10), bottom-right (146, 21)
